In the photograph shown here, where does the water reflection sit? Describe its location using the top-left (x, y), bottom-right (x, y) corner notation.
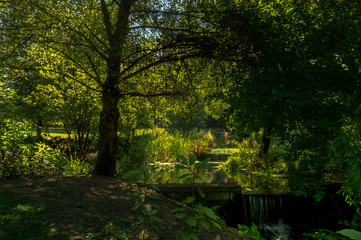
top-left (146, 163), bottom-right (288, 193)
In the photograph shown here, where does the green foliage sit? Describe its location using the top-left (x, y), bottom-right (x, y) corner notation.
top-left (337, 229), bottom-right (361, 240)
top-left (171, 155), bottom-right (224, 240)
top-left (211, 148), bottom-right (239, 155)
top-left (174, 154), bottom-right (210, 185)
top-left (172, 199), bottom-right (223, 240)
top-left (330, 120), bottom-right (361, 212)
top-left (130, 187), bottom-right (165, 240)
top-left (0, 120), bottom-right (33, 178)
top-left (303, 229), bottom-right (349, 240)
top-left (0, 191), bottom-right (66, 240)
top-left (219, 138), bottom-right (288, 190)
top-left (117, 128), bottom-right (214, 177)
top-left (0, 119), bottom-right (94, 178)
top-left (343, 214), bottom-right (361, 231)
top-left (86, 222), bottom-right (129, 240)
top-left (237, 224), bottom-right (265, 240)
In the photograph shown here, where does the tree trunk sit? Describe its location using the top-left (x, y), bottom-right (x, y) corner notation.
top-left (36, 119), bottom-right (43, 141)
top-left (259, 126), bottom-right (272, 157)
top-left (93, 0), bottom-right (132, 176)
top-left (93, 86), bottom-right (120, 176)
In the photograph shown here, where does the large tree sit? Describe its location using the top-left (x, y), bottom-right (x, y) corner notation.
top-left (211, 0), bottom-right (361, 201)
top-left (1, 0), bottom-right (230, 176)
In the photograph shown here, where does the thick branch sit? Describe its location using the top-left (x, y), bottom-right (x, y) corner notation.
top-left (100, 0), bottom-right (112, 42)
top-left (120, 89), bottom-right (187, 98)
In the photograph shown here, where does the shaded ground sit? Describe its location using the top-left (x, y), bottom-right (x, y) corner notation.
top-left (0, 175), bottom-right (241, 240)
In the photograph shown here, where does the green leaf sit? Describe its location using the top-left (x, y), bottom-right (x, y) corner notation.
top-left (150, 185), bottom-right (160, 191)
top-left (148, 193), bottom-right (159, 199)
top-left (198, 187), bottom-right (205, 199)
top-left (180, 155), bottom-right (188, 165)
top-left (215, 235), bottom-right (221, 240)
top-left (195, 205), bottom-right (218, 220)
top-left (179, 173), bottom-right (191, 179)
top-left (185, 177), bottom-right (193, 184)
top-left (198, 218), bottom-right (210, 231)
top-left (337, 229), bottom-right (361, 240)
top-left (175, 165), bottom-right (187, 170)
top-left (185, 217), bottom-right (197, 227)
top-left (179, 232), bottom-right (198, 240)
top-left (123, 169), bottom-right (141, 179)
top-left (211, 221), bottom-right (221, 230)
top-left (189, 154), bottom-right (197, 165)
top-left (184, 196), bottom-right (196, 204)
top-left (172, 207), bottom-right (187, 213)
top-left (144, 204), bottom-right (152, 212)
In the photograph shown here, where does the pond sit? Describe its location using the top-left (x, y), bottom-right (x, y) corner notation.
top-left (140, 163), bottom-right (352, 240)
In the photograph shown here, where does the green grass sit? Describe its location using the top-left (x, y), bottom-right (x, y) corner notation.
top-left (31, 128), bottom-right (70, 138)
top-left (210, 148), bottom-right (239, 155)
top-left (0, 191), bottom-right (66, 240)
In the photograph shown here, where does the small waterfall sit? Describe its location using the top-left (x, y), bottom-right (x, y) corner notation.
top-left (247, 194), bottom-right (290, 239)
top-left (247, 195), bottom-right (285, 225)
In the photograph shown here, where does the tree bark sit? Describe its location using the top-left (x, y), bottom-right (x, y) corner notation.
top-left (93, 85), bottom-right (120, 176)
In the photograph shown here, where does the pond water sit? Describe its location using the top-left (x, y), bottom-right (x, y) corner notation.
top-left (144, 164), bottom-right (353, 239)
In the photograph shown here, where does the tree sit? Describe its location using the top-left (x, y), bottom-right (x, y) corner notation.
top-left (1, 0), bottom-right (228, 176)
top-left (210, 0), bottom-right (361, 201)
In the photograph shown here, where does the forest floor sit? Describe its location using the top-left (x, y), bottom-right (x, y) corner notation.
top-left (0, 175), bottom-right (242, 240)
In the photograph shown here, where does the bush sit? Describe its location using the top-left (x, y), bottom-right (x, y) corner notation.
top-left (0, 119), bottom-right (92, 178)
top-left (0, 120), bottom-right (33, 178)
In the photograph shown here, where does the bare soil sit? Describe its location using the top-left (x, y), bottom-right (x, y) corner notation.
top-left (0, 175), bottom-right (241, 240)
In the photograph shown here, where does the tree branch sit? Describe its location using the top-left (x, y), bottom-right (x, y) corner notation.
top-left (100, 0), bottom-right (112, 42)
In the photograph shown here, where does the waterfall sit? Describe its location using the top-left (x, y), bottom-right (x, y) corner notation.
top-left (247, 195), bottom-right (285, 225)
top-left (246, 194), bottom-right (290, 239)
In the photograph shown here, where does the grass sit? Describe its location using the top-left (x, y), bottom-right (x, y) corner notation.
top-left (0, 191), bottom-right (66, 240)
top-left (30, 128), bottom-right (71, 138)
top-left (210, 148), bottom-right (240, 155)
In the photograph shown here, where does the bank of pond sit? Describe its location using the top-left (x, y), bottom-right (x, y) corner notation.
top-left (138, 166), bottom-right (354, 240)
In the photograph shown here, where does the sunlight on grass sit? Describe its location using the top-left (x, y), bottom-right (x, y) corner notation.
top-left (0, 191), bottom-right (66, 240)
top-left (30, 128), bottom-right (72, 138)
top-left (211, 148), bottom-right (240, 155)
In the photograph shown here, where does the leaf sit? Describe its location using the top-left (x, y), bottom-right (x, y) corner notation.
top-left (212, 221), bottom-right (221, 230)
top-left (337, 229), bottom-right (361, 240)
top-left (172, 207), bottom-right (187, 213)
top-left (198, 218), bottom-right (210, 231)
top-left (195, 158), bottom-right (210, 168)
top-left (179, 173), bottom-right (191, 179)
top-left (185, 177), bottom-right (193, 184)
top-left (148, 193), bottom-right (159, 199)
top-left (184, 196), bottom-right (196, 204)
top-left (179, 232), bottom-right (198, 240)
top-left (144, 204), bottom-right (152, 212)
top-left (198, 187), bottom-right (205, 199)
top-left (123, 169), bottom-right (141, 179)
top-left (180, 155), bottom-right (188, 165)
top-left (189, 154), bottom-right (197, 165)
top-left (175, 165), bottom-right (187, 170)
top-left (150, 185), bottom-right (160, 191)
top-left (215, 235), bottom-right (221, 240)
top-left (185, 217), bottom-right (197, 227)
top-left (195, 205), bottom-right (218, 220)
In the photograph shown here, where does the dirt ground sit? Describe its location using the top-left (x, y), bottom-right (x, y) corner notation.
top-left (0, 175), bottom-right (241, 240)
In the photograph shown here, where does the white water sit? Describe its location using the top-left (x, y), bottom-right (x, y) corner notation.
top-left (247, 195), bottom-right (290, 239)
